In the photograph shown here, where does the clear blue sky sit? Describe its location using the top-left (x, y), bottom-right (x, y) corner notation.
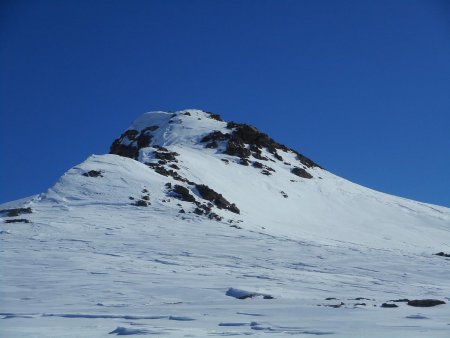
top-left (1, 0), bottom-right (449, 207)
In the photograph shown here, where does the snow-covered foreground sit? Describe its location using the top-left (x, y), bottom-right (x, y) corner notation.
top-left (1, 202), bottom-right (450, 337)
top-left (1, 110), bottom-right (449, 337)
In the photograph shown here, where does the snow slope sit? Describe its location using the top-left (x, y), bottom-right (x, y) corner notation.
top-left (1, 109), bottom-right (449, 337)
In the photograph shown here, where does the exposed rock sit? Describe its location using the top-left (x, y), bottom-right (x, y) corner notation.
top-left (325, 302), bottom-right (345, 308)
top-left (4, 219), bottom-right (31, 223)
top-left (206, 112), bottom-right (223, 121)
top-left (82, 170), bottom-right (104, 178)
top-left (193, 207), bottom-right (204, 215)
top-left (110, 129), bottom-right (153, 159)
top-left (154, 150), bottom-right (179, 162)
top-left (295, 152), bottom-right (321, 169)
top-left (205, 141), bottom-right (218, 149)
top-left (407, 299), bottom-right (446, 307)
top-left (224, 137), bottom-right (251, 158)
top-left (146, 163), bottom-right (192, 184)
top-left (201, 130), bottom-right (230, 143)
top-left (291, 167), bottom-right (313, 179)
top-left (132, 200), bottom-right (149, 207)
top-left (239, 158), bottom-right (250, 166)
top-left (195, 184), bottom-right (240, 214)
top-left (253, 161), bottom-right (263, 169)
top-left (273, 152), bottom-right (283, 161)
top-left (390, 299), bottom-right (409, 303)
top-left (172, 185), bottom-right (196, 202)
top-left (169, 164), bottom-right (180, 170)
top-left (281, 191), bottom-right (288, 198)
top-left (435, 252), bottom-right (450, 257)
top-left (261, 169), bottom-right (271, 176)
top-left (381, 303), bottom-right (398, 308)
top-left (1, 207), bottom-right (33, 217)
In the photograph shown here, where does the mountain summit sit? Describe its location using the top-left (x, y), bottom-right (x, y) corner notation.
top-left (1, 109), bottom-right (449, 337)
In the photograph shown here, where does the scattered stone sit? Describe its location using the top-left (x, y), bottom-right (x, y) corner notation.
top-left (132, 200), bottom-right (149, 207)
top-left (129, 196), bottom-right (134, 200)
top-left (179, 209), bottom-right (185, 213)
top-left (381, 303), bottom-right (398, 308)
top-left (147, 163), bottom-right (192, 184)
top-left (407, 299), bottom-right (446, 307)
top-left (325, 297), bottom-right (337, 301)
top-left (193, 207), bottom-right (204, 215)
top-left (82, 170), bottom-right (104, 178)
top-left (281, 191), bottom-right (288, 198)
top-left (169, 164), bottom-right (180, 170)
top-left (253, 161), bottom-right (263, 169)
top-left (142, 195), bottom-right (150, 201)
top-left (261, 169), bottom-right (271, 176)
top-left (142, 188), bottom-right (148, 193)
top-left (239, 158), bottom-right (249, 166)
top-left (273, 152), bottom-right (283, 161)
top-left (291, 167), bottom-right (313, 179)
top-left (1, 207), bottom-right (33, 217)
top-left (4, 219), bottom-right (30, 223)
top-left (325, 302), bottom-right (345, 308)
top-left (183, 112), bottom-right (191, 116)
top-left (435, 252), bottom-right (450, 257)
top-left (221, 159), bottom-right (229, 164)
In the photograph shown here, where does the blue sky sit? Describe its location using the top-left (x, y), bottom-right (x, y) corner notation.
top-left (1, 0), bottom-right (449, 207)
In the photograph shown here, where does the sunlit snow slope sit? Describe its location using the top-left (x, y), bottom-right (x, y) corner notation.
top-left (1, 109), bottom-right (449, 337)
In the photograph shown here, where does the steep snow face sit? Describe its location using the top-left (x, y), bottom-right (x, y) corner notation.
top-left (1, 109), bottom-right (450, 337)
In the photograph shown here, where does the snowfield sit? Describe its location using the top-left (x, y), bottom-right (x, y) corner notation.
top-left (1, 109), bottom-right (449, 337)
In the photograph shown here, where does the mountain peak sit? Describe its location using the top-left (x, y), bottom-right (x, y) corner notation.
top-left (109, 109), bottom-right (319, 169)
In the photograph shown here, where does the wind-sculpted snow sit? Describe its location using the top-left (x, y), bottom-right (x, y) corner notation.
top-left (1, 109), bottom-right (450, 337)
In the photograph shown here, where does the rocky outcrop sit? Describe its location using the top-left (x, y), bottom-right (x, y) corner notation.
top-left (171, 185), bottom-right (196, 203)
top-left (110, 126), bottom-right (158, 159)
top-left (291, 167), bottom-right (313, 179)
top-left (195, 184), bottom-right (240, 214)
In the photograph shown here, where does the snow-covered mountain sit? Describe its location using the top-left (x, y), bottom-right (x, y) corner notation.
top-left (1, 109), bottom-right (449, 337)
